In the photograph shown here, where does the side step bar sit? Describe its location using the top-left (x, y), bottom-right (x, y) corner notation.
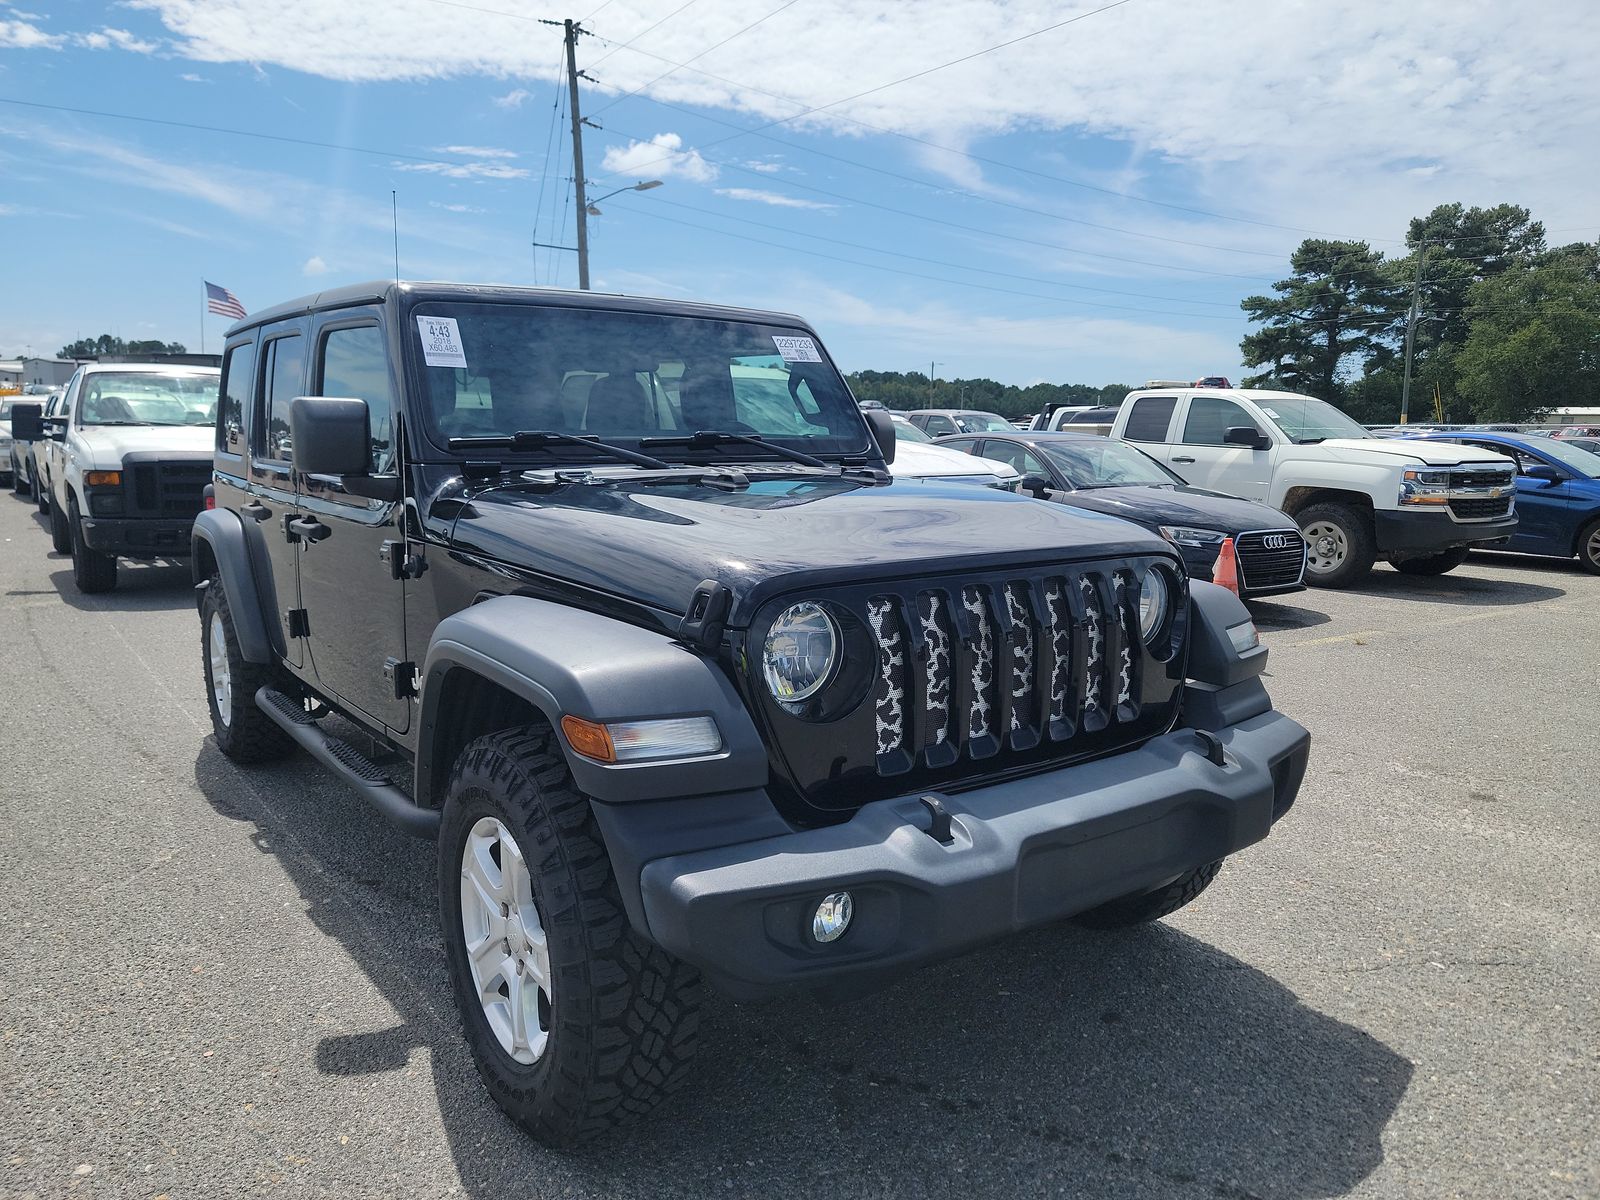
top-left (256, 687), bottom-right (440, 839)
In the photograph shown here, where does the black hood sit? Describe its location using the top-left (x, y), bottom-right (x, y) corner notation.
top-left (1052, 484), bottom-right (1293, 535)
top-left (444, 472), bottom-right (1174, 625)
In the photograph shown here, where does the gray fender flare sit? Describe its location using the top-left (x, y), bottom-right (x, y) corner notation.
top-left (191, 508), bottom-right (277, 664)
top-left (418, 595), bottom-right (769, 804)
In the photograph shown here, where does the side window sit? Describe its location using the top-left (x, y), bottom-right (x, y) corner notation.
top-left (982, 442), bottom-right (1048, 476)
top-left (258, 334), bottom-right (304, 462)
top-left (218, 341), bottom-right (254, 456)
top-left (318, 325), bottom-right (394, 473)
top-left (1123, 396), bottom-right (1177, 442)
top-left (925, 415), bottom-right (955, 436)
top-left (1181, 396), bottom-right (1260, 446)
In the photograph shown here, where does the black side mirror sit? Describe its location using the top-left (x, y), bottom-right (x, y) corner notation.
top-left (1522, 463), bottom-right (1564, 484)
top-left (1225, 425), bottom-right (1270, 450)
top-left (9, 403), bottom-right (42, 442)
top-left (1018, 472), bottom-right (1052, 498)
top-left (864, 408), bottom-right (896, 465)
top-left (291, 396), bottom-right (372, 476)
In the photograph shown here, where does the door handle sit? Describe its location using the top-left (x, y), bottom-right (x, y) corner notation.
top-left (1173, 455), bottom-right (1196, 464)
top-left (242, 500), bottom-right (271, 522)
top-left (286, 515), bottom-right (332, 544)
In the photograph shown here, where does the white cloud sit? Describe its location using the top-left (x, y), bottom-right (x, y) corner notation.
top-left (0, 17), bottom-right (60, 48)
top-left (79, 27), bottom-right (159, 53)
top-left (435, 144), bottom-right (517, 159)
top-left (429, 200), bottom-right (487, 214)
top-left (392, 160), bottom-right (530, 180)
top-left (601, 132), bottom-right (716, 184)
top-left (742, 159), bottom-right (784, 174)
top-left (302, 254), bottom-right (329, 276)
top-left (180, 71), bottom-right (209, 82)
top-left (492, 88), bottom-right (531, 109)
top-left (714, 187), bottom-right (835, 211)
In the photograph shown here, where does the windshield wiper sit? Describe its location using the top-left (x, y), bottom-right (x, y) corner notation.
top-left (447, 430), bottom-right (670, 470)
top-left (640, 430), bottom-right (830, 469)
top-left (89, 420), bottom-right (154, 427)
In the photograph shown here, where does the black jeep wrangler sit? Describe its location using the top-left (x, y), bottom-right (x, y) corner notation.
top-left (193, 281), bottom-right (1310, 1146)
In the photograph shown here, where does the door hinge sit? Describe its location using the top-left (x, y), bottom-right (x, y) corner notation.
top-left (383, 657), bottom-right (418, 699)
top-left (287, 608), bottom-right (310, 638)
top-left (380, 540), bottom-right (428, 581)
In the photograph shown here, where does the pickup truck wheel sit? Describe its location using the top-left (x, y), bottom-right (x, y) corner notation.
top-left (67, 498), bottom-right (117, 593)
top-left (1297, 502), bottom-right (1376, 588)
top-left (1576, 518), bottom-right (1600, 575)
top-left (1393, 546), bottom-right (1469, 575)
top-left (439, 727), bottom-right (701, 1147)
top-left (48, 489), bottom-right (70, 551)
top-left (35, 468), bottom-right (49, 512)
top-left (200, 582), bottom-right (294, 763)
top-left (1070, 860), bottom-right (1223, 929)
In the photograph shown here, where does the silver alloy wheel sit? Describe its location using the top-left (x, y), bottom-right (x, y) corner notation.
top-left (208, 612), bottom-right (232, 727)
top-left (1303, 520), bottom-right (1349, 574)
top-left (460, 816), bottom-right (553, 1065)
top-left (1586, 525), bottom-right (1600, 568)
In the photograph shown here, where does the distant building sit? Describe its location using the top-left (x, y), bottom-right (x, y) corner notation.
top-left (21, 356), bottom-right (80, 389)
top-left (0, 360), bottom-right (22, 392)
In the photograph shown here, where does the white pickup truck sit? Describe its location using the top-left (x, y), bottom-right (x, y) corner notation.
top-left (1110, 387), bottom-right (1518, 586)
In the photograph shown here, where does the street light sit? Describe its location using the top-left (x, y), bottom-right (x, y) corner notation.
top-left (585, 179), bottom-right (663, 217)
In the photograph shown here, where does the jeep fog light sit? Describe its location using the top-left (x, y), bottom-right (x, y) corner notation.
top-left (1227, 621), bottom-right (1260, 654)
top-left (560, 715), bottom-right (722, 764)
top-left (812, 892), bottom-right (853, 943)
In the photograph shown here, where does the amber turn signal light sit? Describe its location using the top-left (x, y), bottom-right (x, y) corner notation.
top-left (560, 715), bottom-right (616, 763)
top-left (85, 471), bottom-right (122, 487)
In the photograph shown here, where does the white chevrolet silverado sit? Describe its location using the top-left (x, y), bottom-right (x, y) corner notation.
top-left (17, 362), bottom-right (220, 593)
top-left (1110, 387), bottom-right (1518, 586)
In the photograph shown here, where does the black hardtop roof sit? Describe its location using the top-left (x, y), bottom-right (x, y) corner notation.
top-left (224, 280), bottom-right (813, 338)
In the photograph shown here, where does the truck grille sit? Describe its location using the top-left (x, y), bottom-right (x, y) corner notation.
top-left (754, 556), bottom-right (1187, 812)
top-left (1235, 529), bottom-right (1306, 591)
top-left (127, 461), bottom-right (210, 518)
top-left (1449, 495), bottom-right (1513, 520)
top-left (1449, 467), bottom-right (1514, 490)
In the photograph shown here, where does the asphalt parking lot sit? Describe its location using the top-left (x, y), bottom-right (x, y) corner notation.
top-left (1, 489), bottom-right (1595, 1200)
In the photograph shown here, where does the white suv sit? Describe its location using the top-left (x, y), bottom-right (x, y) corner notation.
top-left (1110, 387), bottom-right (1518, 586)
top-left (22, 362), bottom-right (220, 593)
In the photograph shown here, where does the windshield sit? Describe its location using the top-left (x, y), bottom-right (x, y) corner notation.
top-left (1530, 438), bottom-right (1600, 477)
top-left (1037, 439), bottom-right (1180, 488)
top-left (1253, 395), bottom-right (1370, 442)
top-left (891, 418), bottom-right (933, 443)
top-left (954, 412), bottom-right (1014, 433)
top-left (412, 303), bottom-right (871, 461)
top-left (78, 372), bottom-right (218, 427)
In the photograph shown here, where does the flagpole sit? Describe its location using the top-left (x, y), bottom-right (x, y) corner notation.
top-left (200, 279), bottom-right (205, 355)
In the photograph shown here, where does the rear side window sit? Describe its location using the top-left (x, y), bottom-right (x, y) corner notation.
top-left (218, 341), bottom-right (254, 456)
top-left (924, 415), bottom-right (956, 436)
top-left (1123, 396), bottom-right (1177, 442)
top-left (259, 334), bottom-right (304, 462)
top-left (1181, 396), bottom-right (1259, 445)
top-left (318, 325), bottom-right (394, 472)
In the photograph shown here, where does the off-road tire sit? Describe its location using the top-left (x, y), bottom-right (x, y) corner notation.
top-left (1070, 860), bottom-right (1223, 929)
top-left (48, 488), bottom-right (70, 551)
top-left (201, 581), bottom-right (294, 763)
top-left (439, 727), bottom-right (701, 1148)
top-left (1297, 501), bottom-right (1377, 588)
top-left (1393, 546), bottom-right (1470, 576)
top-left (67, 498), bottom-right (117, 593)
top-left (1576, 517), bottom-right (1600, 576)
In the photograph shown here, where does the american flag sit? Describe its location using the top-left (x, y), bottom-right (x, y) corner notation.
top-left (204, 281), bottom-right (247, 320)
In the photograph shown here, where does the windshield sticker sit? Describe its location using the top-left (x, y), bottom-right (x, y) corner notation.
top-left (1261, 407), bottom-right (1283, 419)
top-left (416, 315), bottom-right (468, 369)
top-left (772, 334), bottom-right (822, 363)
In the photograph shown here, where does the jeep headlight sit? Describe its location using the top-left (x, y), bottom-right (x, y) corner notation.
top-left (1400, 467), bottom-right (1450, 505)
top-left (762, 602), bottom-right (838, 702)
top-left (1138, 567), bottom-right (1169, 643)
top-left (1159, 525), bottom-right (1227, 548)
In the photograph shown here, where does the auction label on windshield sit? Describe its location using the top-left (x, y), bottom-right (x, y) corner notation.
top-left (416, 315), bottom-right (468, 368)
top-left (772, 334), bottom-right (822, 363)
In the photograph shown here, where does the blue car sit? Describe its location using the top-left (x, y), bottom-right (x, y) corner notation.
top-left (1408, 431), bottom-right (1600, 573)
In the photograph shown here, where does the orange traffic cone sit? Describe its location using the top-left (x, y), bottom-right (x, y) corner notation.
top-left (1212, 537), bottom-right (1240, 596)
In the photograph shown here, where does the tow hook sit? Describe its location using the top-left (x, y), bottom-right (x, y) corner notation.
top-left (1192, 729), bottom-right (1228, 766)
top-left (919, 795), bottom-right (955, 844)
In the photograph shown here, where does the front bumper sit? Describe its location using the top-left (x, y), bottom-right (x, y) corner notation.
top-left (1174, 545), bottom-right (1305, 599)
top-left (630, 697), bottom-right (1310, 999)
top-left (1374, 508), bottom-right (1516, 556)
top-left (80, 516), bottom-right (196, 558)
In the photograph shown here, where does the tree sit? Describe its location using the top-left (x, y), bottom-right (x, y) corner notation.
top-left (844, 371), bottom-right (1131, 420)
top-left (58, 334), bottom-right (187, 359)
top-left (1239, 240), bottom-right (1400, 401)
top-left (1455, 243), bottom-right (1600, 422)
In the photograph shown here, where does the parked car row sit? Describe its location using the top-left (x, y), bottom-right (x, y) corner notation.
top-left (8, 281), bottom-right (1314, 1150)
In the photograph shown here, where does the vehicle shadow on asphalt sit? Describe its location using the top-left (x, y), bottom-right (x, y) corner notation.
top-left (193, 743), bottom-right (1412, 1200)
top-left (1352, 566), bottom-right (1566, 606)
top-left (1248, 598), bottom-right (1331, 631)
top-left (39, 563), bottom-right (196, 612)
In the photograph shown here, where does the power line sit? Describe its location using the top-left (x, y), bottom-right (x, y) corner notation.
top-left (531, 43), bottom-right (568, 285)
top-left (587, 0), bottom-right (704, 71)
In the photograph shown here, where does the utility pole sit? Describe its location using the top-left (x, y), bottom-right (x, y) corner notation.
top-left (1399, 242), bottom-right (1429, 425)
top-left (928, 361), bottom-right (941, 404)
top-left (563, 18), bottom-right (592, 291)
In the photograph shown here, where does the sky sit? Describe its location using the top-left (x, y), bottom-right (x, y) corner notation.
top-left (2, 0), bottom-right (1597, 387)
